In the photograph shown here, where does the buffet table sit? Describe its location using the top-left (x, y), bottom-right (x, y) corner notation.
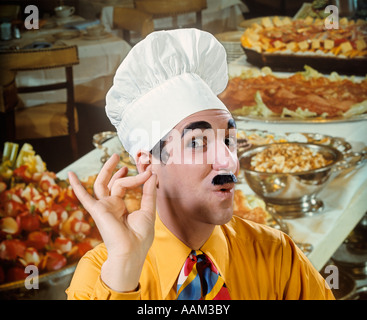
top-left (57, 54), bottom-right (367, 273)
top-left (228, 56), bottom-right (367, 270)
top-left (1, 16), bottom-right (131, 107)
top-left (57, 129), bottom-right (367, 272)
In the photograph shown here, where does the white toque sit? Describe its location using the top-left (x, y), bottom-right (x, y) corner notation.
top-left (105, 28), bottom-right (229, 160)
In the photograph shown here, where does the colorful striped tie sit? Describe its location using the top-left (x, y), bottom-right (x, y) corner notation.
top-left (176, 250), bottom-right (231, 300)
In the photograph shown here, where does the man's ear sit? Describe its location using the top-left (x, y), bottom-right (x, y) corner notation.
top-left (135, 150), bottom-right (152, 174)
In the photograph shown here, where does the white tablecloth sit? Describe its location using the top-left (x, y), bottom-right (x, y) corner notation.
top-left (57, 134), bottom-right (367, 272)
top-left (78, 0), bottom-right (248, 34)
top-left (57, 54), bottom-right (367, 272)
top-left (7, 16), bottom-right (131, 107)
top-left (228, 56), bottom-right (367, 270)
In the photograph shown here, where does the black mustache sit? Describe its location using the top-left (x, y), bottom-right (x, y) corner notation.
top-left (211, 173), bottom-right (237, 185)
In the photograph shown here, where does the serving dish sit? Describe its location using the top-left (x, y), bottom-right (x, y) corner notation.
top-left (239, 142), bottom-right (367, 218)
top-left (240, 15), bottom-right (367, 76)
top-left (0, 143), bottom-right (102, 298)
top-left (234, 112), bottom-right (367, 124)
top-left (220, 65), bottom-right (367, 122)
top-left (242, 47), bottom-right (367, 76)
top-left (0, 263), bottom-right (76, 300)
top-left (236, 129), bottom-right (353, 157)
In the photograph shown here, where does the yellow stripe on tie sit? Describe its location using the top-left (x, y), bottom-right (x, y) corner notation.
top-left (203, 275), bottom-right (225, 300)
top-left (177, 263), bottom-right (199, 297)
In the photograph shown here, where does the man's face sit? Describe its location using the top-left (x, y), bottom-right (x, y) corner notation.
top-left (153, 109), bottom-right (239, 226)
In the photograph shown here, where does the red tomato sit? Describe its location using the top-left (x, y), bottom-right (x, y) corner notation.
top-left (76, 241), bottom-right (93, 256)
top-left (1, 191), bottom-right (26, 217)
top-left (51, 203), bottom-right (67, 216)
top-left (46, 251), bottom-right (67, 271)
top-left (13, 165), bottom-right (33, 183)
top-left (68, 241), bottom-right (93, 261)
top-left (6, 266), bottom-right (28, 282)
top-left (0, 239), bottom-right (26, 260)
top-left (26, 231), bottom-right (50, 250)
top-left (19, 212), bottom-right (40, 232)
top-left (54, 237), bottom-right (73, 253)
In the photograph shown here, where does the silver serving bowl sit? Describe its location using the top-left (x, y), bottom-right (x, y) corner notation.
top-left (0, 263), bottom-right (76, 300)
top-left (239, 142), bottom-right (366, 218)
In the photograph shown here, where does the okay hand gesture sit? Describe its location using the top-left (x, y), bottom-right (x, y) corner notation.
top-left (68, 153), bottom-right (157, 292)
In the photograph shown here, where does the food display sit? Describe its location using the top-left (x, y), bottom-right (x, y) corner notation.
top-left (240, 16), bottom-right (367, 74)
top-left (81, 174), bottom-right (142, 214)
top-left (241, 16), bottom-right (367, 57)
top-left (233, 189), bottom-right (288, 232)
top-left (249, 143), bottom-right (332, 173)
top-left (236, 129), bottom-right (352, 154)
top-left (0, 143), bottom-right (103, 285)
top-left (239, 142), bottom-right (349, 218)
top-left (219, 66), bottom-right (367, 120)
top-left (233, 189), bottom-right (270, 224)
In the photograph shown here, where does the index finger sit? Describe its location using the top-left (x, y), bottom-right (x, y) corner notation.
top-left (110, 170), bottom-right (153, 197)
top-left (68, 171), bottom-right (96, 213)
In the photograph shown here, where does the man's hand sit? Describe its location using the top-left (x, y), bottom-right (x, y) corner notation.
top-left (68, 153), bottom-right (157, 292)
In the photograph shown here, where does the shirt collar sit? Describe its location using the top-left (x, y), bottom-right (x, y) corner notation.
top-left (152, 214), bottom-right (229, 299)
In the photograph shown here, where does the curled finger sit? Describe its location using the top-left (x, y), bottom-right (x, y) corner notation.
top-left (110, 170), bottom-right (152, 198)
top-left (107, 166), bottom-right (128, 191)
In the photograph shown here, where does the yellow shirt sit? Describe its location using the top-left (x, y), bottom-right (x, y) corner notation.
top-left (66, 214), bottom-right (335, 300)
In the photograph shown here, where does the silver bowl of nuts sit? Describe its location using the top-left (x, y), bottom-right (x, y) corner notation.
top-left (239, 142), bottom-right (367, 218)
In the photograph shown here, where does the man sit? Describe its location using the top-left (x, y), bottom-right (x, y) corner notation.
top-left (66, 29), bottom-right (334, 300)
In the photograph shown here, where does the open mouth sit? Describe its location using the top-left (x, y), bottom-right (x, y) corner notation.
top-left (214, 183), bottom-right (235, 193)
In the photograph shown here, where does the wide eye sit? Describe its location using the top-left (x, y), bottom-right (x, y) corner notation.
top-left (225, 136), bottom-right (236, 148)
top-left (190, 136), bottom-right (206, 149)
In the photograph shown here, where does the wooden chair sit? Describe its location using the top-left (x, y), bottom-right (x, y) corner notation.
top-left (0, 46), bottom-right (80, 160)
top-left (134, 0), bottom-right (207, 30)
top-left (112, 7), bottom-right (154, 45)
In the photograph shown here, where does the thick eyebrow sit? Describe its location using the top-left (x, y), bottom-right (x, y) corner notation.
top-left (181, 121), bottom-right (212, 138)
top-left (228, 118), bottom-right (236, 129)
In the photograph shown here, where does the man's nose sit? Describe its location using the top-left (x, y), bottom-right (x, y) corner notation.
top-left (211, 140), bottom-right (237, 172)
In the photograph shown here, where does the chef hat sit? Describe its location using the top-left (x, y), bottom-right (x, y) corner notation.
top-left (105, 28), bottom-right (229, 161)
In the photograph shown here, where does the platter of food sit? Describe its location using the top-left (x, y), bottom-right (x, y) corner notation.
top-left (236, 129), bottom-right (352, 154)
top-left (240, 16), bottom-right (367, 75)
top-left (235, 128), bottom-right (367, 220)
top-left (0, 141), bottom-right (291, 297)
top-left (238, 138), bottom-right (367, 218)
top-left (0, 142), bottom-right (137, 298)
top-left (233, 189), bottom-right (288, 233)
top-left (219, 65), bottom-right (367, 122)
